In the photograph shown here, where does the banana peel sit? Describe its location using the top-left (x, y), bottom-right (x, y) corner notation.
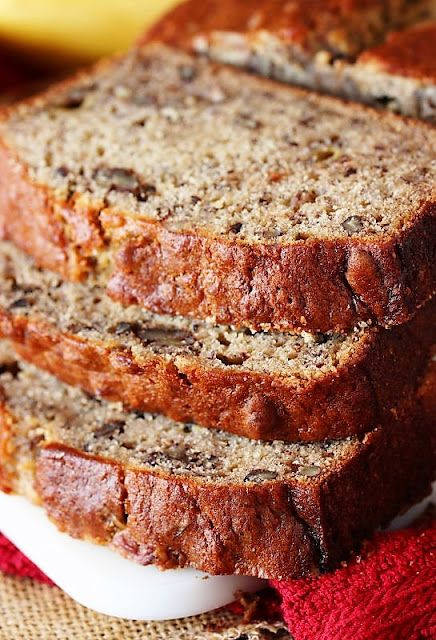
top-left (0, 0), bottom-right (181, 67)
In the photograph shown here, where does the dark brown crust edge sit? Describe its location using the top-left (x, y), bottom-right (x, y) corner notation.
top-left (0, 90), bottom-right (435, 334)
top-left (1, 382), bottom-right (433, 579)
top-left (0, 296), bottom-right (434, 442)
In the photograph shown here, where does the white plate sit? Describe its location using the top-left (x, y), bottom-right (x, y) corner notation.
top-left (0, 492), bottom-right (263, 621)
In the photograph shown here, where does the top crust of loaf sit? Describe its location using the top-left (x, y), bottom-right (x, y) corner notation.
top-left (146, 0), bottom-right (436, 59)
top-left (0, 44), bottom-right (434, 332)
top-left (358, 22), bottom-right (436, 82)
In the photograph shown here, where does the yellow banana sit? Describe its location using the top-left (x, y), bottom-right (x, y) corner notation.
top-left (0, 0), bottom-right (180, 66)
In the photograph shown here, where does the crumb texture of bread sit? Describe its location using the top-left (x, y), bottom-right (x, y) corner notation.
top-left (0, 241), bottom-right (434, 442)
top-left (0, 44), bottom-right (434, 332)
top-left (0, 344), bottom-right (434, 579)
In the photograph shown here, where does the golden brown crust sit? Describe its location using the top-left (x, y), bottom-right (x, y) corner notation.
top-left (0, 297), bottom-right (434, 442)
top-left (0, 141), bottom-right (71, 279)
top-left (106, 204), bottom-right (436, 332)
top-left (0, 402), bottom-right (15, 493)
top-left (358, 22), bottom-right (436, 83)
top-left (0, 139), bottom-right (101, 281)
top-left (32, 401), bottom-right (434, 579)
top-left (34, 448), bottom-right (127, 544)
top-left (0, 138), bottom-right (434, 333)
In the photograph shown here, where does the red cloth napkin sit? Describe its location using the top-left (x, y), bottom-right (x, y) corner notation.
top-left (0, 532), bottom-right (53, 585)
top-left (1, 516), bottom-right (435, 639)
top-left (272, 514), bottom-right (436, 640)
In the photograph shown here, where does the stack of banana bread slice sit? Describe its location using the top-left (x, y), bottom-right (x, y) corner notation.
top-left (0, 32), bottom-right (434, 580)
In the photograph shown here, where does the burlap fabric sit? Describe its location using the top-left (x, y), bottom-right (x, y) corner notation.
top-left (0, 574), bottom-right (290, 639)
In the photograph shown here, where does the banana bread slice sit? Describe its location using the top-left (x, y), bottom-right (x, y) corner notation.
top-left (148, 2), bottom-right (436, 120)
top-left (0, 44), bottom-right (434, 334)
top-left (0, 344), bottom-right (433, 580)
top-left (1, 241), bottom-right (434, 443)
